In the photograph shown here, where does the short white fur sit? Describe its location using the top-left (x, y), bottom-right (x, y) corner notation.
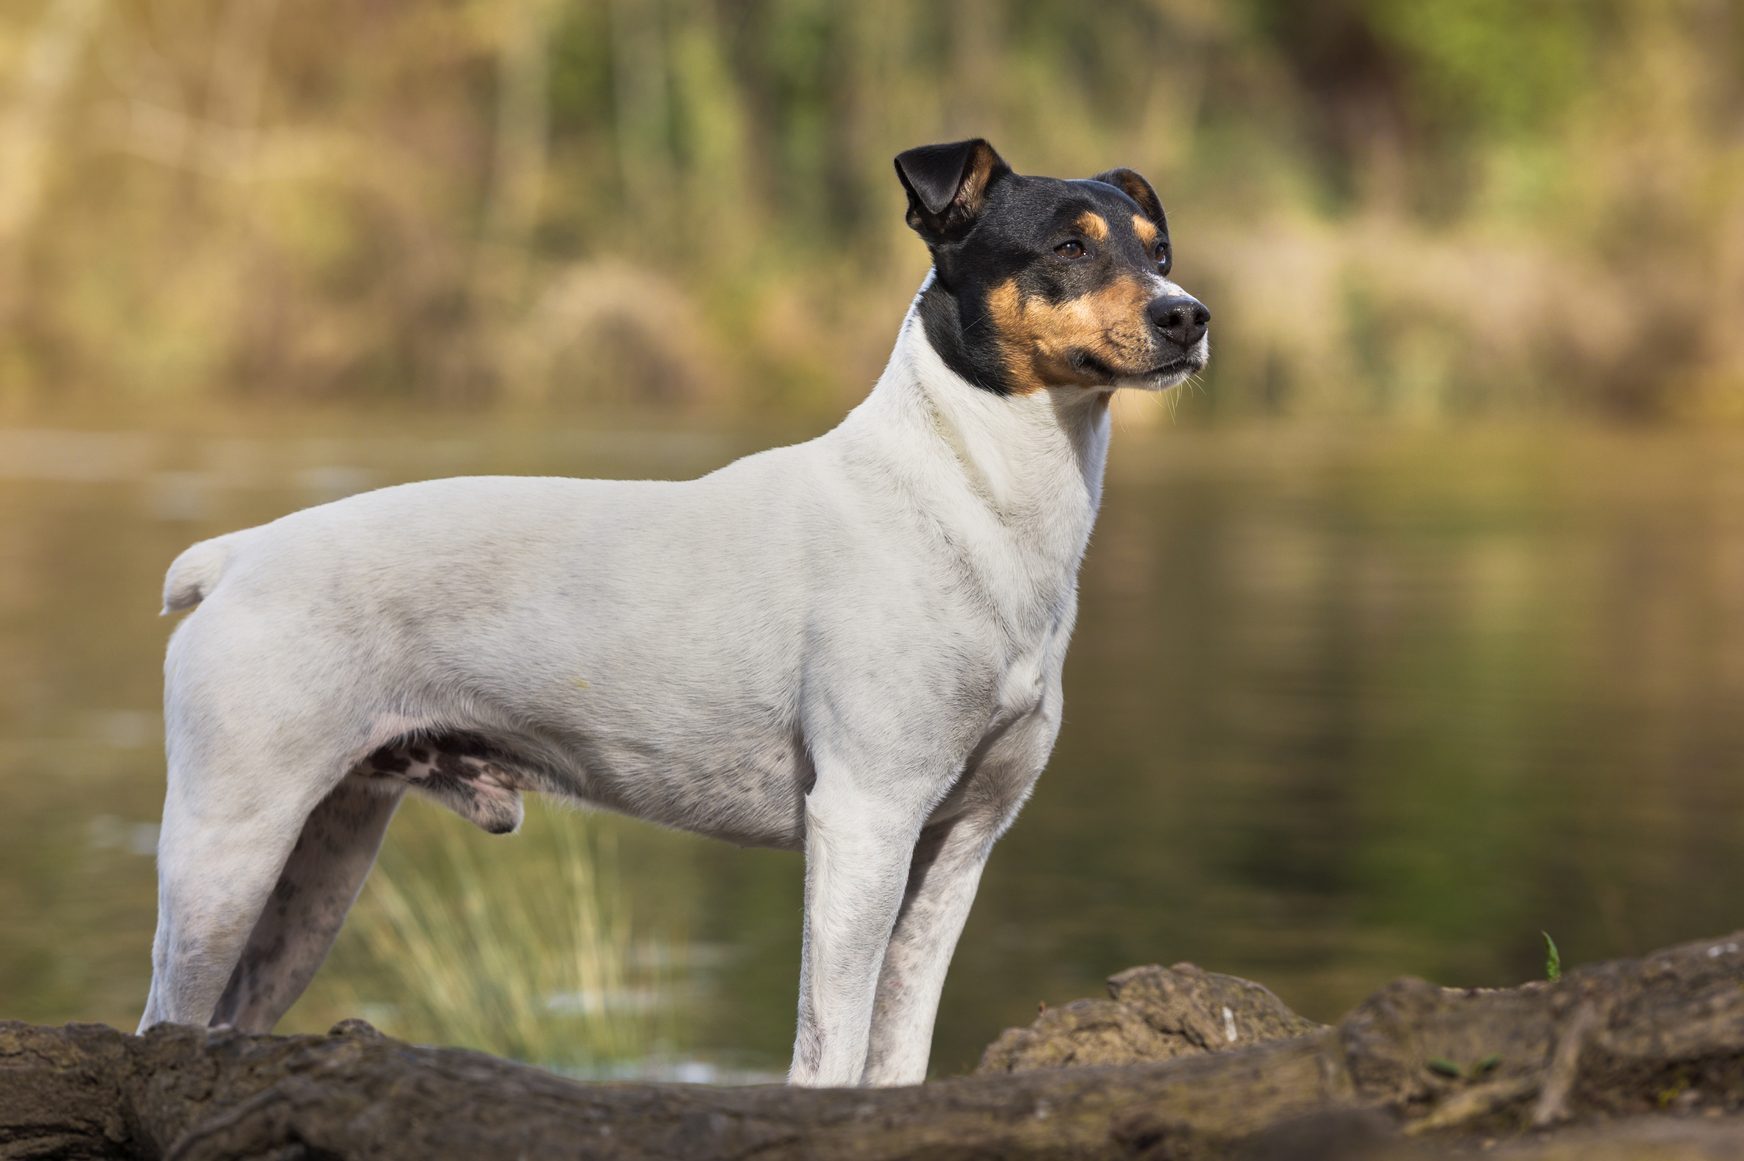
top-left (140, 275), bottom-right (1206, 1087)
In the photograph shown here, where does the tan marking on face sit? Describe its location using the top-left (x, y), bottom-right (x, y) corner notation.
top-left (985, 276), bottom-right (1159, 394)
top-left (1075, 211), bottom-right (1110, 242)
top-left (985, 281), bottom-right (1045, 394)
top-left (1132, 215), bottom-right (1158, 248)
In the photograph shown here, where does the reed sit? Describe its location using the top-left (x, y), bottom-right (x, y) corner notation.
top-left (308, 799), bottom-right (676, 1076)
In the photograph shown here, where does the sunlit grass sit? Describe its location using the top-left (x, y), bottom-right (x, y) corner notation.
top-left (317, 798), bottom-right (679, 1076)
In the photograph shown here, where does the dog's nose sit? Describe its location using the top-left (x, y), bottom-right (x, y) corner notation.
top-left (1147, 294), bottom-right (1210, 348)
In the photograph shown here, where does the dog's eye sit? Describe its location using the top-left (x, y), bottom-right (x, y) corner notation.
top-left (1153, 241), bottom-right (1172, 274)
top-left (1055, 239), bottom-right (1085, 260)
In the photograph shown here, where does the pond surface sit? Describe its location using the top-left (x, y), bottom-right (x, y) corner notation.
top-left (3, 408), bottom-right (1742, 1077)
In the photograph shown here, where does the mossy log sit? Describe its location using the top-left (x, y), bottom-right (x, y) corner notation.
top-left (4, 932), bottom-right (1744, 1160)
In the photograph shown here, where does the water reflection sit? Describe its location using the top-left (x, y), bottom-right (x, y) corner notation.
top-left (1, 414), bottom-right (1741, 1076)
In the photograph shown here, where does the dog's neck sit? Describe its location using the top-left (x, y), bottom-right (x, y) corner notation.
top-left (840, 280), bottom-right (1113, 615)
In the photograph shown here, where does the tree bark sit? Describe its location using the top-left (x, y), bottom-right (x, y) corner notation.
top-left (5, 931), bottom-right (1744, 1160)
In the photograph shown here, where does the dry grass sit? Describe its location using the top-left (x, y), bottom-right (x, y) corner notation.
top-left (1, 1), bottom-right (1739, 419)
top-left (305, 799), bottom-right (677, 1076)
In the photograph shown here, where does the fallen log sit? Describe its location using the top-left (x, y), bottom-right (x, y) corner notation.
top-left (4, 931), bottom-right (1743, 1160)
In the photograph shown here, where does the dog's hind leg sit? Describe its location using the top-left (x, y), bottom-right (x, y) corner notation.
top-left (139, 707), bottom-right (361, 1032)
top-left (208, 777), bottom-right (402, 1031)
top-left (140, 789), bottom-right (319, 1031)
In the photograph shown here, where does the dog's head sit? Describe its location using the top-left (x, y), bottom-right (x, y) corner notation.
top-left (896, 139), bottom-right (1209, 396)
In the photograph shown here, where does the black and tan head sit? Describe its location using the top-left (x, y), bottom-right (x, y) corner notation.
top-left (895, 138), bottom-right (1209, 397)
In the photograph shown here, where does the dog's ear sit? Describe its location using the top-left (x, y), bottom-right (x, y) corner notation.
top-left (1091, 167), bottom-right (1165, 228)
top-left (895, 139), bottom-right (1010, 243)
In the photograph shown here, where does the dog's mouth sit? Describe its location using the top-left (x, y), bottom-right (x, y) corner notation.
top-left (1107, 354), bottom-right (1205, 389)
top-left (1135, 355), bottom-right (1203, 379)
top-left (1065, 348), bottom-right (1206, 390)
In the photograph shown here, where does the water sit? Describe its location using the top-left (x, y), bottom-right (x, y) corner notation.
top-left (3, 408), bottom-right (1742, 1077)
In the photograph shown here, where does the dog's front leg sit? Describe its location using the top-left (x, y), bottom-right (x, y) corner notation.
top-left (789, 776), bottom-right (923, 1087)
top-left (859, 809), bottom-right (1000, 1085)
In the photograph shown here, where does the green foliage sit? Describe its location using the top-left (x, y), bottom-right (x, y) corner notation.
top-left (1369, 0), bottom-right (1595, 140)
top-left (1543, 931), bottom-right (1562, 982)
top-left (0, 0), bottom-right (1739, 417)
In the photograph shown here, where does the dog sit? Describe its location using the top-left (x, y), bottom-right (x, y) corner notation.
top-left (139, 138), bottom-right (1209, 1087)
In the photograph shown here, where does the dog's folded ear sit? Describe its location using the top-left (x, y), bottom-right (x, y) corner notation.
top-left (1091, 167), bottom-right (1166, 227)
top-left (895, 139), bottom-right (1010, 243)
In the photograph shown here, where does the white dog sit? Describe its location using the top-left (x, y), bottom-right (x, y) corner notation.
top-left (140, 138), bottom-right (1210, 1087)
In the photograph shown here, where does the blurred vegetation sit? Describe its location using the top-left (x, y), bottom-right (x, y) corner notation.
top-left (0, 0), bottom-right (1741, 418)
top-left (302, 797), bottom-right (679, 1076)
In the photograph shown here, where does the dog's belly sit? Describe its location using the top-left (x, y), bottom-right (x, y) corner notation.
top-left (549, 722), bottom-right (813, 849)
top-left (360, 714), bottom-right (812, 850)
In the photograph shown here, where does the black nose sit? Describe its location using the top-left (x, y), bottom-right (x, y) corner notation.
top-left (1147, 294), bottom-right (1210, 348)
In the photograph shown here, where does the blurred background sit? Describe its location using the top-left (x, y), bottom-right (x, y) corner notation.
top-left (2, 0), bottom-right (1742, 1079)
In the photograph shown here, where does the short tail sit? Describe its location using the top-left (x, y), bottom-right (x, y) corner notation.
top-left (162, 534), bottom-right (240, 614)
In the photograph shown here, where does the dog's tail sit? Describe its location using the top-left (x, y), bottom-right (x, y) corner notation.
top-left (162, 533), bottom-right (243, 615)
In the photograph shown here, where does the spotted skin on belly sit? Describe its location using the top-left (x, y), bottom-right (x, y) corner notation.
top-left (356, 731), bottom-right (526, 834)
